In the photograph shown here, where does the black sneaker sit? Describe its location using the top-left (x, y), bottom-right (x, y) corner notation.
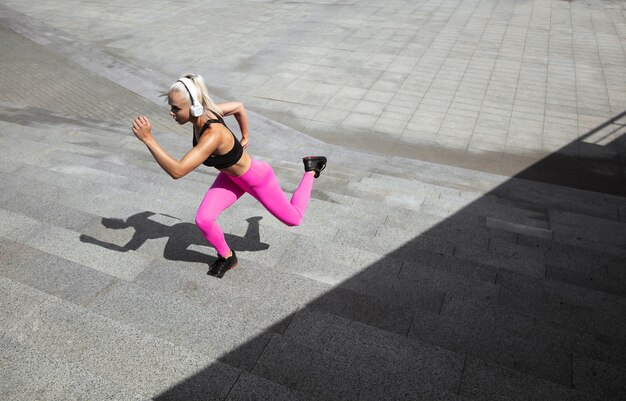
top-left (303, 156), bottom-right (327, 178)
top-left (207, 251), bottom-right (238, 278)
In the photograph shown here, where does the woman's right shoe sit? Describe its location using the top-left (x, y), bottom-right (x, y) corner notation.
top-left (208, 251), bottom-right (238, 278)
top-left (303, 156), bottom-right (327, 178)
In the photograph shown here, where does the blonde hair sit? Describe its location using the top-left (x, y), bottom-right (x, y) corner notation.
top-left (164, 73), bottom-right (222, 117)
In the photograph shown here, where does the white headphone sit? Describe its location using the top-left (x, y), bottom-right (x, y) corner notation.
top-left (177, 77), bottom-right (204, 117)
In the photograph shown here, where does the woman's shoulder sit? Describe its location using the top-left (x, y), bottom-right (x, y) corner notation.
top-left (197, 120), bottom-right (229, 141)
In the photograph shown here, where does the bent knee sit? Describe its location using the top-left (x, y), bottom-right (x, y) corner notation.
top-left (195, 214), bottom-right (217, 230)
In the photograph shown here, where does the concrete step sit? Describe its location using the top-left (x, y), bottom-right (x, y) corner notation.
top-left (276, 260), bottom-right (626, 392)
top-left (0, 118), bottom-right (334, 206)
top-left (281, 308), bottom-right (464, 396)
top-left (262, 156), bottom-right (359, 183)
top-left (276, 233), bottom-right (500, 305)
top-left (225, 372), bottom-right (318, 401)
top-left (0, 207), bottom-right (149, 281)
top-left (5, 151), bottom-right (623, 350)
top-left (279, 307), bottom-right (613, 401)
top-left (2, 145), bottom-right (395, 239)
top-left (4, 163), bottom-right (212, 225)
top-left (408, 293), bottom-right (626, 387)
top-left (1, 162), bottom-right (382, 276)
top-left (0, 118), bottom-right (355, 191)
top-left (548, 209), bottom-right (626, 258)
top-left (0, 237), bottom-right (117, 306)
top-left (333, 224), bottom-right (626, 342)
top-left (3, 98), bottom-right (625, 401)
top-left (0, 334), bottom-right (149, 401)
top-left (496, 269), bottom-right (626, 341)
top-left (0, 239), bottom-right (323, 399)
top-left (19, 115), bottom-right (620, 274)
top-left (3, 135), bottom-right (382, 233)
top-left (453, 235), bottom-right (547, 279)
top-left (366, 172), bottom-right (468, 198)
top-left (459, 358), bottom-right (608, 401)
top-left (5, 229), bottom-right (621, 400)
top-left (85, 278), bottom-right (281, 372)
top-left (518, 234), bottom-right (626, 296)
top-left (0, 276), bottom-right (241, 400)
top-left (501, 177), bottom-right (625, 222)
top-left (251, 306), bottom-right (619, 400)
top-left (0, 179), bottom-right (98, 232)
top-left (379, 155), bottom-right (509, 193)
top-left (251, 331), bottom-right (464, 401)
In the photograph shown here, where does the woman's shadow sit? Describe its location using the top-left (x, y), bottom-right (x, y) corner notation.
top-left (79, 211), bottom-right (269, 264)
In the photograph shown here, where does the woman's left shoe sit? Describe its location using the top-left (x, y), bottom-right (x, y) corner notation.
top-left (303, 156), bottom-right (327, 178)
top-left (208, 250), bottom-right (238, 278)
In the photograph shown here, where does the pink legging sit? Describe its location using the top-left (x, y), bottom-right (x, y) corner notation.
top-left (195, 159), bottom-right (314, 257)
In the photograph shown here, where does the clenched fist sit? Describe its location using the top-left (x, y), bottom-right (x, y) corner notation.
top-left (132, 116), bottom-right (153, 142)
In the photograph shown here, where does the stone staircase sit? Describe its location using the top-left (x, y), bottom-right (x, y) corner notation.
top-left (1, 16), bottom-right (626, 399)
top-left (2, 102), bottom-right (625, 401)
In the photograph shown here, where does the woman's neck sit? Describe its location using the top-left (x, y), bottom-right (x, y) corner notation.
top-left (191, 113), bottom-right (208, 131)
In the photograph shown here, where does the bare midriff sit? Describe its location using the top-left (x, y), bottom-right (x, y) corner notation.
top-left (219, 151), bottom-right (252, 177)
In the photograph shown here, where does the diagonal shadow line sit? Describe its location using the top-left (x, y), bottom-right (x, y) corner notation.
top-left (79, 211), bottom-right (269, 265)
top-left (153, 112), bottom-right (626, 400)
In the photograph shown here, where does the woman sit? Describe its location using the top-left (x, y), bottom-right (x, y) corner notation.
top-left (132, 73), bottom-right (326, 278)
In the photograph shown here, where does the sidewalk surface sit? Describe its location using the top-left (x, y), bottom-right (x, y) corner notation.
top-left (2, 0), bottom-right (626, 175)
top-left (1, 1), bottom-right (626, 400)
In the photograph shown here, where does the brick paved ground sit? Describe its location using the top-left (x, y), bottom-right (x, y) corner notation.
top-left (1, 0), bottom-right (625, 176)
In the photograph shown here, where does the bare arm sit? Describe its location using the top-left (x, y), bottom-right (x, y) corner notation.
top-left (132, 116), bottom-right (217, 179)
top-left (217, 102), bottom-right (249, 148)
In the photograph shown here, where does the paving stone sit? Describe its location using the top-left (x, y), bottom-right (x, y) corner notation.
top-left (12, 164), bottom-right (172, 218)
top-left (485, 216), bottom-right (552, 239)
top-left (401, 250), bottom-right (498, 283)
top-left (309, 284), bottom-right (414, 336)
top-left (376, 227), bottom-right (458, 259)
top-left (0, 238), bottom-right (116, 306)
top-left (253, 333), bottom-right (462, 401)
top-left (409, 293), bottom-right (619, 386)
top-left (546, 262), bottom-right (625, 298)
top-left (522, 237), bottom-right (624, 286)
top-left (460, 358), bottom-right (604, 401)
top-left (0, 208), bottom-right (149, 281)
top-left (251, 334), bottom-right (358, 400)
top-left (449, 294), bottom-right (621, 375)
top-left (132, 258), bottom-right (329, 333)
top-left (453, 240), bottom-right (546, 279)
top-left (338, 264), bottom-right (445, 315)
top-left (496, 269), bottom-right (626, 343)
top-left (226, 372), bottom-right (317, 401)
top-left (572, 356), bottom-right (626, 400)
top-left (549, 210), bottom-right (626, 247)
top-left (0, 277), bottom-right (239, 400)
top-left (552, 231), bottom-right (626, 259)
top-left (275, 235), bottom-right (383, 285)
top-left (86, 279), bottom-right (272, 372)
top-left (0, 334), bottom-right (149, 401)
top-left (284, 308), bottom-right (464, 396)
top-left (0, 206), bottom-right (50, 243)
top-left (0, 185), bottom-right (96, 231)
top-left (505, 179), bottom-right (625, 214)
top-left (397, 258), bottom-right (500, 303)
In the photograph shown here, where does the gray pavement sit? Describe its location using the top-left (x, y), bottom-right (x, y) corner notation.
top-left (2, 0), bottom-right (626, 176)
top-left (1, 1), bottom-right (626, 400)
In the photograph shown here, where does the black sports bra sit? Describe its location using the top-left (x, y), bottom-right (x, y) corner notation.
top-left (192, 112), bottom-right (243, 169)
